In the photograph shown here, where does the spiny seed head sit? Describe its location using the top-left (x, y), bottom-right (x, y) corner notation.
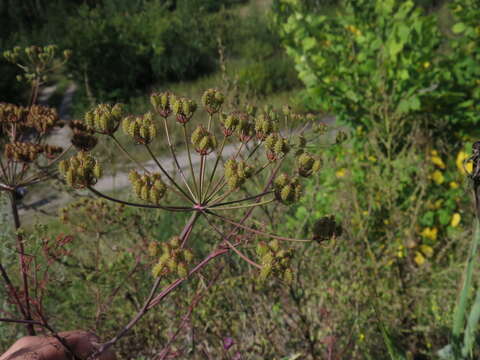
top-left (234, 112), bottom-right (254, 142)
top-left (220, 113), bottom-right (239, 136)
top-left (191, 126), bottom-right (216, 155)
top-left (130, 172), bottom-right (166, 203)
top-left (202, 88), bottom-right (224, 115)
top-left (224, 159), bottom-right (253, 190)
top-left (273, 137), bottom-right (289, 157)
top-left (124, 113), bottom-right (157, 144)
top-left (85, 103), bottom-right (124, 135)
top-left (129, 170), bottom-right (140, 183)
top-left (264, 134), bottom-right (278, 152)
top-left (274, 174), bottom-right (301, 204)
top-left (255, 113), bottom-right (277, 140)
top-left (151, 91), bottom-right (173, 118)
top-left (274, 173), bottom-right (289, 188)
top-left (26, 105), bottom-right (60, 134)
top-left (191, 126), bottom-right (206, 145)
top-left (297, 153), bottom-right (318, 177)
top-left (172, 97), bottom-right (197, 124)
top-left (59, 152), bottom-right (102, 188)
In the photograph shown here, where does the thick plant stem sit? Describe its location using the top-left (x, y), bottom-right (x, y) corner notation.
top-left (9, 192), bottom-right (35, 336)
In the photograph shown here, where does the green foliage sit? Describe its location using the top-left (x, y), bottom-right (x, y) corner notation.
top-left (280, 126), bottom-right (474, 357)
top-left (274, 0), bottom-right (479, 138)
top-left (237, 56), bottom-right (301, 97)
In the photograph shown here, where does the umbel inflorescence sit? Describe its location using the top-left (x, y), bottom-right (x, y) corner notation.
top-left (56, 88), bottom-right (343, 355)
top-left (59, 89), bottom-right (337, 284)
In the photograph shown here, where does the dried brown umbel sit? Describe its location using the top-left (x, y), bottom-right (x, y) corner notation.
top-left (5, 142), bottom-right (44, 162)
top-left (26, 105), bottom-right (60, 134)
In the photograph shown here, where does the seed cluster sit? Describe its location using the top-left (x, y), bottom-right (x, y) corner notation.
top-left (191, 126), bottom-right (217, 155)
top-left (4, 142), bottom-right (62, 162)
top-left (274, 173), bottom-right (302, 204)
top-left (172, 97), bottom-right (197, 124)
top-left (264, 133), bottom-right (290, 161)
top-left (297, 152), bottom-right (321, 177)
top-left (151, 92), bottom-right (173, 118)
top-left (256, 240), bottom-right (294, 284)
top-left (128, 170), bottom-right (167, 204)
top-left (27, 105), bottom-right (60, 134)
top-left (224, 159), bottom-right (254, 190)
top-left (122, 113), bottom-right (157, 144)
top-left (58, 152), bottom-right (102, 188)
top-left (3, 45), bottom-right (70, 84)
top-left (0, 103), bottom-right (61, 135)
top-left (70, 120), bottom-right (98, 152)
top-left (84, 103), bottom-right (124, 135)
top-left (201, 88), bottom-right (224, 115)
top-left (151, 236), bottom-right (194, 278)
top-left (255, 112), bottom-right (278, 140)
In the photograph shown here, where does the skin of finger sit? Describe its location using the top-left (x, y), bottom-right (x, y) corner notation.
top-left (0, 330), bottom-right (116, 360)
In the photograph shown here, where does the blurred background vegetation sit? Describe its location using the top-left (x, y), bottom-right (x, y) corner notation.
top-left (2, 0), bottom-right (480, 359)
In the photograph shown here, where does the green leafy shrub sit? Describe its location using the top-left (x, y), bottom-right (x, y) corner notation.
top-left (274, 0), bottom-right (479, 139)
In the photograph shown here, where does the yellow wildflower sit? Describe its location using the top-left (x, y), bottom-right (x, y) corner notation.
top-left (434, 199), bottom-right (443, 209)
top-left (336, 168), bottom-right (347, 178)
top-left (423, 61), bottom-right (431, 69)
top-left (451, 213), bottom-right (461, 228)
top-left (431, 170), bottom-right (444, 185)
top-left (456, 151), bottom-right (473, 175)
top-left (415, 251), bottom-right (426, 266)
top-left (450, 181), bottom-right (459, 189)
top-left (430, 153), bottom-right (446, 169)
top-left (421, 227), bottom-right (438, 241)
top-left (420, 244), bottom-right (433, 258)
top-left (368, 156), bottom-right (377, 162)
